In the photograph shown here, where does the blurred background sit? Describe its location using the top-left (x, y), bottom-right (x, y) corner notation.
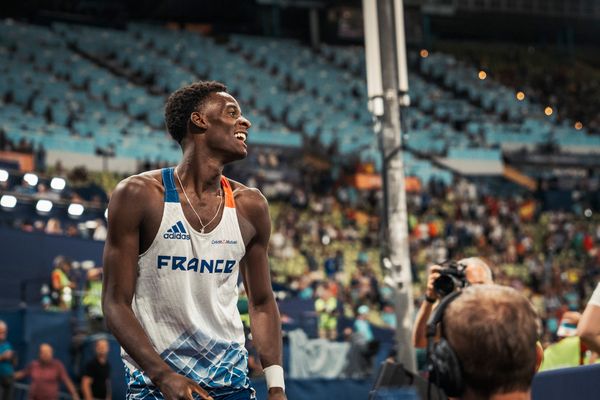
top-left (0, 0), bottom-right (599, 398)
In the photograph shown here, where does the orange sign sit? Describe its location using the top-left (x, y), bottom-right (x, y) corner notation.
top-left (353, 173), bottom-right (422, 192)
top-left (0, 151), bottom-right (34, 172)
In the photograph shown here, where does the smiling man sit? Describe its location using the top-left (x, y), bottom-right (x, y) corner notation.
top-left (102, 81), bottom-right (285, 400)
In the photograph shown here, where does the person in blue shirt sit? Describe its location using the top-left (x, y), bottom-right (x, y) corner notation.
top-left (0, 320), bottom-right (15, 400)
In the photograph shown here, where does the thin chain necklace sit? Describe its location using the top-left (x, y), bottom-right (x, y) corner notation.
top-left (175, 168), bottom-right (223, 234)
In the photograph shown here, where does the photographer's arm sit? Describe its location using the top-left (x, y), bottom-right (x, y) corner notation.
top-left (412, 265), bottom-right (441, 348)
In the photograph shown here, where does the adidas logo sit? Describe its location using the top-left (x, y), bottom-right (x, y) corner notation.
top-left (163, 221), bottom-right (191, 240)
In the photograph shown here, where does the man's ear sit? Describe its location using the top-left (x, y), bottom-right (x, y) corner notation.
top-left (535, 341), bottom-right (544, 372)
top-left (190, 111), bottom-right (208, 131)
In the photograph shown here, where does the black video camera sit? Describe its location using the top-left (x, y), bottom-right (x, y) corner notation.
top-left (433, 261), bottom-right (468, 298)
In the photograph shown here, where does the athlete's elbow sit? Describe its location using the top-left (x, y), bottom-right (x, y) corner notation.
top-left (102, 298), bottom-right (128, 334)
top-left (249, 292), bottom-right (277, 312)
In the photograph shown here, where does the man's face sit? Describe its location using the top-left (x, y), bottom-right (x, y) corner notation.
top-left (39, 344), bottom-right (53, 362)
top-left (95, 339), bottom-right (109, 357)
top-left (60, 261), bottom-right (71, 273)
top-left (198, 92), bottom-right (251, 163)
top-left (0, 325), bottom-right (6, 341)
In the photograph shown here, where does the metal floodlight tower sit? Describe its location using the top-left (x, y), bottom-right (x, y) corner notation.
top-left (362, 0), bottom-right (415, 371)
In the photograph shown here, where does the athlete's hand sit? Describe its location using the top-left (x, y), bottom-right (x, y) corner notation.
top-left (425, 264), bottom-right (443, 301)
top-left (157, 372), bottom-right (213, 400)
top-left (268, 387), bottom-right (287, 400)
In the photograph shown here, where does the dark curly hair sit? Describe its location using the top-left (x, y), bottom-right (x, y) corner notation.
top-left (164, 81), bottom-right (227, 143)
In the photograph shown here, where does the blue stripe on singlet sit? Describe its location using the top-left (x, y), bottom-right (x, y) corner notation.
top-left (162, 167), bottom-right (180, 203)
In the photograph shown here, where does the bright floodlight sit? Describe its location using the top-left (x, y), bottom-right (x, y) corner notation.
top-left (50, 177), bottom-right (66, 190)
top-left (24, 173), bottom-right (38, 186)
top-left (68, 203), bottom-right (84, 216)
top-left (0, 169), bottom-right (8, 182)
top-left (0, 195), bottom-right (17, 208)
top-left (36, 199), bottom-right (53, 213)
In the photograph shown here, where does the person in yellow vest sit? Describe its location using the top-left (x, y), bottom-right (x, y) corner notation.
top-left (315, 286), bottom-right (338, 340)
top-left (50, 256), bottom-right (76, 310)
top-left (82, 268), bottom-right (104, 333)
top-left (539, 311), bottom-right (599, 371)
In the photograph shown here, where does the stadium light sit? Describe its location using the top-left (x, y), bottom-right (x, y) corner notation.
top-left (544, 106), bottom-right (553, 116)
top-left (36, 199), bottom-right (53, 213)
top-left (50, 177), bottom-right (66, 190)
top-left (420, 49), bottom-right (429, 58)
top-left (0, 195), bottom-right (17, 208)
top-left (0, 169), bottom-right (8, 182)
top-left (24, 173), bottom-right (38, 186)
top-left (68, 203), bottom-right (84, 216)
top-left (516, 91), bottom-right (525, 101)
top-left (478, 70), bottom-right (487, 80)
top-left (575, 121), bottom-right (583, 130)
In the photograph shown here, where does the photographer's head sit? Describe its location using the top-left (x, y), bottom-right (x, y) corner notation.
top-left (427, 257), bottom-right (493, 301)
top-left (459, 257), bottom-right (493, 285)
top-left (441, 285), bottom-right (542, 400)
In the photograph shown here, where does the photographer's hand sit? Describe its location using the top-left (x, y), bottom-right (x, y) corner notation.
top-left (412, 264), bottom-right (442, 348)
top-left (426, 265), bottom-right (443, 301)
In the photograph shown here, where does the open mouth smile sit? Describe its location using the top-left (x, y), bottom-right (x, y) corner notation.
top-left (234, 131), bottom-right (247, 142)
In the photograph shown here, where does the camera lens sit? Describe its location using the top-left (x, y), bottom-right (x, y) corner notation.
top-left (434, 275), bottom-right (455, 297)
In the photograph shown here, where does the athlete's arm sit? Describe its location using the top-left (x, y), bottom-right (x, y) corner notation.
top-left (102, 176), bottom-right (211, 400)
top-left (238, 190), bottom-right (285, 400)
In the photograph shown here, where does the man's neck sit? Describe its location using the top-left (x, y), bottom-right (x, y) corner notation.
top-left (489, 391), bottom-right (531, 400)
top-left (462, 389), bottom-right (531, 400)
top-left (178, 144), bottom-right (223, 196)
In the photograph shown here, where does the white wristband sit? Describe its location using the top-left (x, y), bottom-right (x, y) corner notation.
top-left (264, 365), bottom-right (285, 391)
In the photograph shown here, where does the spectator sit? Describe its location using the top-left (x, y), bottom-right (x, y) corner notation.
top-left (14, 180), bottom-right (36, 195)
top-left (82, 269), bottom-right (105, 333)
top-left (433, 285), bottom-right (543, 399)
top-left (51, 256), bottom-right (75, 310)
top-left (577, 282), bottom-right (600, 354)
top-left (413, 257), bottom-right (493, 348)
top-left (315, 286), bottom-right (338, 340)
top-left (0, 321), bottom-right (15, 400)
top-left (540, 311), bottom-right (597, 370)
top-left (45, 218), bottom-right (63, 235)
top-left (354, 305), bottom-right (374, 343)
top-left (92, 220), bottom-right (107, 241)
top-left (344, 306), bottom-right (379, 379)
top-left (380, 303), bottom-right (397, 330)
top-left (81, 338), bottom-right (111, 400)
top-left (15, 343), bottom-right (80, 400)
top-left (34, 184), bottom-right (61, 201)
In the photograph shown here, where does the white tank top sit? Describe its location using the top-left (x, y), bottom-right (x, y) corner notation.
top-left (122, 167), bottom-right (250, 398)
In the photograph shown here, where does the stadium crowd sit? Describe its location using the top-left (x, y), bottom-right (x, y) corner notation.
top-left (5, 157), bottom-right (597, 351)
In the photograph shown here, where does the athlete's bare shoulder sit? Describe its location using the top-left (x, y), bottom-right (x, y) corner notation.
top-left (228, 178), bottom-right (268, 209)
top-left (113, 169), bottom-right (162, 197)
top-left (227, 178), bottom-right (270, 244)
top-left (109, 169), bottom-right (164, 212)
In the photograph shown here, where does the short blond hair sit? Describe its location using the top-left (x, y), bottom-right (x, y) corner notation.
top-left (444, 285), bottom-right (539, 398)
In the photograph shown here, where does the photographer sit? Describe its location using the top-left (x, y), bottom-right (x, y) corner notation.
top-left (439, 285), bottom-right (543, 399)
top-left (413, 258), bottom-right (493, 349)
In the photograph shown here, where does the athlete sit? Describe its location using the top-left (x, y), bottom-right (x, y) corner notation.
top-left (102, 81), bottom-right (286, 400)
